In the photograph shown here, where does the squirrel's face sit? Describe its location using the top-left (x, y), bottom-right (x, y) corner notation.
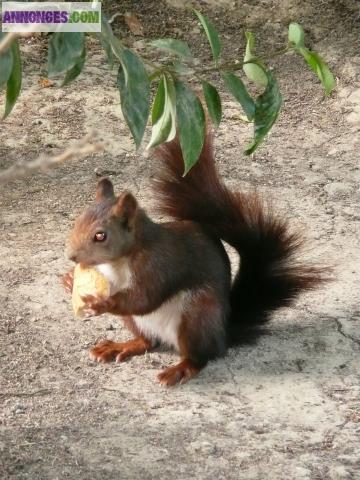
top-left (66, 179), bottom-right (138, 266)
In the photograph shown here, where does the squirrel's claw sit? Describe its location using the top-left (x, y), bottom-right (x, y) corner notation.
top-left (61, 269), bottom-right (74, 295)
top-left (81, 294), bottom-right (115, 316)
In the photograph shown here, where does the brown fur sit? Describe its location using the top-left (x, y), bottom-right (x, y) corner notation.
top-left (177, 288), bottom-right (227, 367)
top-left (64, 134), bottom-right (328, 386)
top-left (154, 134), bottom-right (329, 342)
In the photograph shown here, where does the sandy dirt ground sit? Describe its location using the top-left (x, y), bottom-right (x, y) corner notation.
top-left (0, 1), bottom-right (359, 479)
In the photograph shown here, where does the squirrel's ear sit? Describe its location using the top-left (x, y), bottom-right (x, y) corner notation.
top-left (112, 192), bottom-right (138, 227)
top-left (96, 178), bottom-right (115, 202)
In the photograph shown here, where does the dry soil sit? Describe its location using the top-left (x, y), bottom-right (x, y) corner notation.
top-left (0, 1), bottom-right (359, 479)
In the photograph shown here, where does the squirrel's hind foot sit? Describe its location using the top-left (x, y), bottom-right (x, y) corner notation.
top-left (157, 359), bottom-right (201, 387)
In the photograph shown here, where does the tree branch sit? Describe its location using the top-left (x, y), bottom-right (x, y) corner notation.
top-left (0, 32), bottom-right (32, 54)
top-left (0, 132), bottom-right (104, 184)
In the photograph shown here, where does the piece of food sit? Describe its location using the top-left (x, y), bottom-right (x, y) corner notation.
top-left (72, 264), bottom-right (110, 317)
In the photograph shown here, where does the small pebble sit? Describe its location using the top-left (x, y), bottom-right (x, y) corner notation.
top-left (13, 404), bottom-right (26, 414)
top-left (324, 182), bottom-right (350, 198)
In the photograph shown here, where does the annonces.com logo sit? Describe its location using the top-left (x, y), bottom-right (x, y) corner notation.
top-left (2, 2), bottom-right (101, 32)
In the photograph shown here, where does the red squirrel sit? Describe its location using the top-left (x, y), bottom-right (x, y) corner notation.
top-left (62, 134), bottom-right (325, 386)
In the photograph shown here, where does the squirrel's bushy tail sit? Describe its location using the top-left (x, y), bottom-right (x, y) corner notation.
top-left (154, 134), bottom-right (327, 343)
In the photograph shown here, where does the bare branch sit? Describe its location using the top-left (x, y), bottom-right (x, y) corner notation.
top-left (0, 388), bottom-right (52, 397)
top-left (0, 132), bottom-right (104, 184)
top-left (0, 32), bottom-right (32, 54)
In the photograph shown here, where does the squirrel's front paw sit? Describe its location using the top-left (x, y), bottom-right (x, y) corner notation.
top-left (61, 269), bottom-right (74, 294)
top-left (81, 294), bottom-right (115, 316)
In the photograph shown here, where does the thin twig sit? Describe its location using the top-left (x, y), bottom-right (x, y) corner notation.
top-left (143, 45), bottom-right (293, 79)
top-left (0, 132), bottom-right (104, 184)
top-left (0, 388), bottom-right (52, 398)
top-left (0, 32), bottom-right (32, 54)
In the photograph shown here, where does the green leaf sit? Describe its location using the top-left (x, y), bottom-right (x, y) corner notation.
top-left (47, 32), bottom-right (85, 77)
top-left (288, 23), bottom-right (305, 48)
top-left (243, 32), bottom-right (268, 87)
top-left (95, 14), bottom-right (117, 68)
top-left (174, 80), bottom-right (206, 175)
top-left (3, 39), bottom-right (22, 119)
top-left (151, 76), bottom-right (166, 123)
top-left (222, 72), bottom-right (255, 121)
top-left (288, 23), bottom-right (335, 95)
top-left (149, 39), bottom-right (192, 58)
top-left (62, 46), bottom-right (86, 86)
top-left (202, 81), bottom-right (222, 128)
top-left (117, 49), bottom-right (150, 148)
top-left (0, 33), bottom-right (13, 90)
top-left (100, 14), bottom-right (117, 43)
top-left (193, 9), bottom-right (221, 61)
top-left (148, 74), bottom-right (176, 149)
top-left (299, 48), bottom-right (336, 95)
top-left (245, 70), bottom-right (282, 155)
top-left (95, 33), bottom-right (115, 67)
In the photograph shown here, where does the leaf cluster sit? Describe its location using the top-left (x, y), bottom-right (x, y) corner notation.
top-left (0, 12), bottom-right (336, 173)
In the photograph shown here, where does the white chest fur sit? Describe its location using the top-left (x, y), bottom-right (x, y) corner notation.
top-left (133, 291), bottom-right (188, 351)
top-left (95, 259), bottom-right (132, 295)
top-left (95, 259), bottom-right (187, 351)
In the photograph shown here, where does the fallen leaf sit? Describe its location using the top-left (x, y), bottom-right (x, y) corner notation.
top-left (124, 12), bottom-right (144, 36)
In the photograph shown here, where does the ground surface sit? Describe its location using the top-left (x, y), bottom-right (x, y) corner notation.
top-left (0, 1), bottom-right (359, 479)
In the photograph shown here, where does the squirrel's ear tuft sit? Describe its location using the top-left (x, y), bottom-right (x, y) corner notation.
top-left (112, 192), bottom-right (138, 227)
top-left (96, 178), bottom-right (115, 202)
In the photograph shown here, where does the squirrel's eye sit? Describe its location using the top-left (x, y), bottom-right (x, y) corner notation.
top-left (94, 232), bottom-right (107, 242)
